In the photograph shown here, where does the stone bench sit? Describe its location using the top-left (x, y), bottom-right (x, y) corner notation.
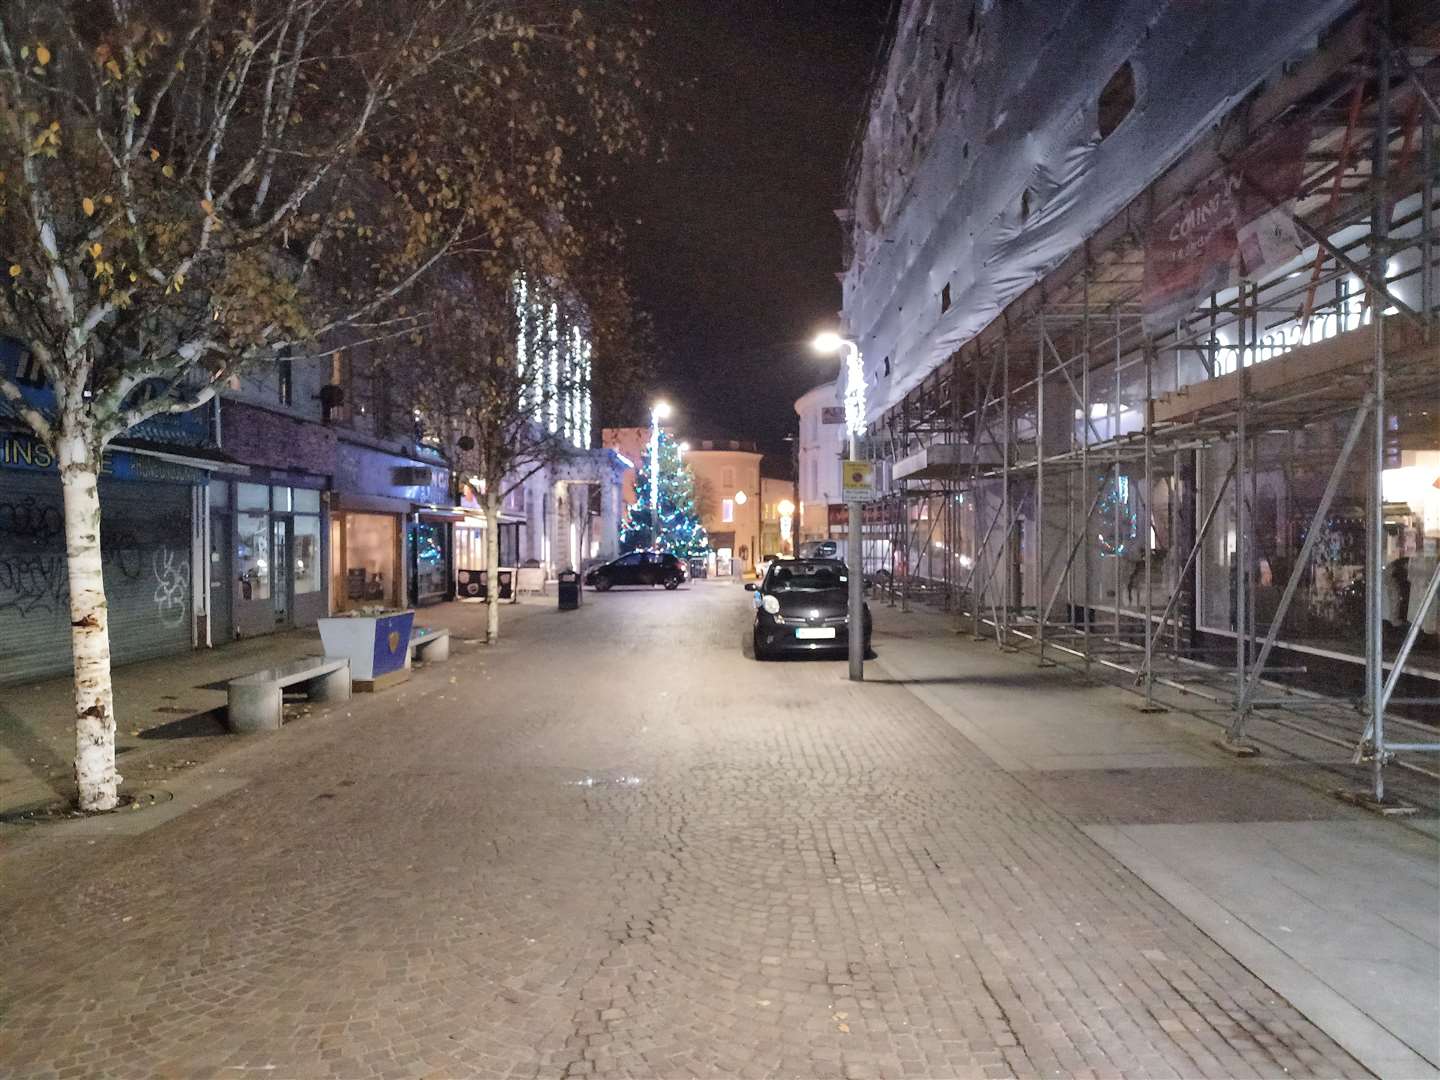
top-left (408, 627), bottom-right (451, 664)
top-left (226, 657), bottom-right (351, 733)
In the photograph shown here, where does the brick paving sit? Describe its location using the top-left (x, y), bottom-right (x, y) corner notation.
top-left (0, 582), bottom-right (1367, 1078)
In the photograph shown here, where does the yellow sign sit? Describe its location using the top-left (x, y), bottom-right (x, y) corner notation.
top-left (841, 460), bottom-right (876, 500)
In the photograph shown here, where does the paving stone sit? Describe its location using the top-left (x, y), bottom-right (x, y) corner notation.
top-left (0, 585), bottom-right (1365, 1078)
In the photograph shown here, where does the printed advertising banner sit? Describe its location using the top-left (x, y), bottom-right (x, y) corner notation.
top-left (1142, 125), bottom-right (1310, 334)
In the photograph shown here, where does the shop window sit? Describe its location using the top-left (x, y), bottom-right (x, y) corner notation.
top-left (272, 486), bottom-right (293, 512)
top-left (293, 515), bottom-right (321, 595)
top-left (1098, 61), bottom-right (1136, 140)
top-left (294, 488), bottom-right (321, 514)
top-left (237, 483), bottom-right (268, 511)
top-left (412, 522), bottom-right (448, 604)
top-left (208, 479), bottom-right (229, 508)
top-left (236, 512), bottom-right (271, 601)
top-left (345, 513), bottom-right (397, 606)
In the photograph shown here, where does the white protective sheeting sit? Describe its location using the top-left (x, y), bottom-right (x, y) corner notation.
top-left (841, 0), bottom-right (1358, 427)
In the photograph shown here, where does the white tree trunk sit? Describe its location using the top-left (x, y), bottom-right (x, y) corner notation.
top-left (57, 431), bottom-right (121, 811)
top-left (485, 486), bottom-right (501, 644)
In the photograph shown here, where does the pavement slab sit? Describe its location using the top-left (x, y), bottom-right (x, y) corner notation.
top-left (0, 581), bottom-right (1402, 1078)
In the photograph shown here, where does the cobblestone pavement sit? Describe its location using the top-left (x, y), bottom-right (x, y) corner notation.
top-left (0, 583), bottom-right (1367, 1078)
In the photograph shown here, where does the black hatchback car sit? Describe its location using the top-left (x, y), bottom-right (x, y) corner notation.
top-left (746, 558), bottom-right (871, 660)
top-left (585, 551), bottom-right (688, 590)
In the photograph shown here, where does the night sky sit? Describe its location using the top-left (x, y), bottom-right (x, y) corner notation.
top-left (615, 2), bottom-right (890, 461)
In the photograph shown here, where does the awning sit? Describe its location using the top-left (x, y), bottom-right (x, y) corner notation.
top-left (119, 441), bottom-right (250, 475)
top-left (333, 492), bottom-right (411, 515)
top-left (417, 507), bottom-right (467, 523)
top-left (450, 506), bottom-right (528, 527)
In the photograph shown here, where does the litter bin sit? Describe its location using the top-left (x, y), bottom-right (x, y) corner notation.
top-left (557, 570), bottom-right (582, 610)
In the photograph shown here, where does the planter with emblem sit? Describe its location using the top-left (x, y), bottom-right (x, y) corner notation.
top-left (317, 609), bottom-right (416, 691)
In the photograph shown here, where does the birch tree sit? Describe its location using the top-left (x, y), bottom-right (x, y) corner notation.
top-left (409, 256), bottom-right (651, 644)
top-left (0, 0), bottom-right (651, 810)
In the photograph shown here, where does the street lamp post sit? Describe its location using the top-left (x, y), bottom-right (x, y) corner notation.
top-left (812, 332), bottom-right (867, 682)
top-left (649, 400), bottom-right (671, 547)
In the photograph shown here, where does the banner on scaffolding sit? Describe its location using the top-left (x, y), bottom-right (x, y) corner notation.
top-left (1142, 124), bottom-right (1310, 335)
top-left (827, 502), bottom-right (887, 530)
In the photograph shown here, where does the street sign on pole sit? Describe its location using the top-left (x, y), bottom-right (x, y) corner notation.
top-left (841, 460), bottom-right (876, 499)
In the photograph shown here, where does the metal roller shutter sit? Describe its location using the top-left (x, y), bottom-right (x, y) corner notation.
top-left (0, 472), bottom-right (194, 686)
top-left (100, 480), bottom-right (194, 667)
top-left (0, 471), bottom-right (69, 685)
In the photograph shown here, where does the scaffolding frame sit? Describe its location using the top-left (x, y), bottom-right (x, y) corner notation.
top-left (864, 5), bottom-right (1440, 803)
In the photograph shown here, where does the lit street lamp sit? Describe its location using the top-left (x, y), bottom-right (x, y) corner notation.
top-left (649, 400), bottom-right (671, 546)
top-left (812, 332), bottom-right (867, 681)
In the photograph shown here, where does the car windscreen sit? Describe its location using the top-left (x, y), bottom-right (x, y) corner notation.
top-left (766, 563), bottom-right (846, 592)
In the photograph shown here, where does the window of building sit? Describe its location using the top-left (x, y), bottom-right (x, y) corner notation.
top-left (293, 514), bottom-right (322, 595)
top-left (722, 498), bottom-right (735, 523)
top-left (343, 513), bottom-right (397, 606)
top-left (237, 483), bottom-right (268, 511)
top-left (278, 358), bottom-right (293, 406)
top-left (722, 466), bottom-right (736, 489)
top-left (1098, 61), bottom-right (1137, 140)
top-left (236, 512), bottom-right (270, 601)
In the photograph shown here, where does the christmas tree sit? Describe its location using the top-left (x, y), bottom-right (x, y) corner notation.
top-left (621, 429), bottom-right (710, 559)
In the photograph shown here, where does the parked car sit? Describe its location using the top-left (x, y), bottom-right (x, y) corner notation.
top-left (745, 558), bottom-right (871, 660)
top-left (797, 539), bottom-right (839, 559)
top-left (585, 551), bottom-right (688, 590)
top-left (755, 552), bottom-right (784, 582)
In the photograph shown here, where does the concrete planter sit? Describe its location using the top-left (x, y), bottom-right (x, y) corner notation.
top-left (318, 610), bottom-right (415, 690)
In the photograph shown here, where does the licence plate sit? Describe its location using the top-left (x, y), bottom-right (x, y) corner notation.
top-left (795, 627), bottom-right (836, 640)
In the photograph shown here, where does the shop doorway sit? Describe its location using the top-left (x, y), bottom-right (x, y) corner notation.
top-left (209, 509), bottom-right (233, 645)
top-left (271, 516), bottom-right (292, 626)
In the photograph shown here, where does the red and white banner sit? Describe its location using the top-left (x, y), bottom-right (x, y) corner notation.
top-left (1143, 125), bottom-right (1310, 333)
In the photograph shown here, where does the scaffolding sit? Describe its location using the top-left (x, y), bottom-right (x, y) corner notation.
top-left (865, 7), bottom-right (1440, 805)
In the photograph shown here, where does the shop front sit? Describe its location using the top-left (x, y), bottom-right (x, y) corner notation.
top-left (211, 478), bottom-right (328, 639)
top-left (212, 399), bottom-right (338, 641)
top-left (331, 438), bottom-right (450, 614)
top-left (409, 512), bottom-right (455, 607)
top-left (450, 481), bottom-right (527, 598)
top-left (0, 432), bottom-right (206, 685)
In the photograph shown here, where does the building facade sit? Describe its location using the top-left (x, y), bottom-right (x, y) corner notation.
top-left (686, 441), bottom-right (764, 572)
top-left (600, 426), bottom-right (648, 510)
top-left (1, 337), bottom-right (223, 684)
top-left (838, 0), bottom-right (1439, 791)
top-left (1, 270), bottom-right (623, 685)
top-left (759, 476), bottom-right (797, 559)
top-left (794, 382), bottom-right (849, 543)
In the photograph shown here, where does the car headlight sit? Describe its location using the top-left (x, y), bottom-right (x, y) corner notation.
top-left (762, 594), bottom-right (780, 615)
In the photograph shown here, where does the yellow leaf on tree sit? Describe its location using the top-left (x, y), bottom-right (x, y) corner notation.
top-left (200, 198), bottom-right (214, 214)
top-left (36, 45), bottom-right (51, 66)
top-left (89, 242), bottom-right (103, 258)
top-left (149, 147), bottom-right (160, 161)
top-left (162, 164), bottom-right (175, 178)
top-left (8, 265), bottom-right (21, 278)
top-left (82, 197), bottom-right (95, 216)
